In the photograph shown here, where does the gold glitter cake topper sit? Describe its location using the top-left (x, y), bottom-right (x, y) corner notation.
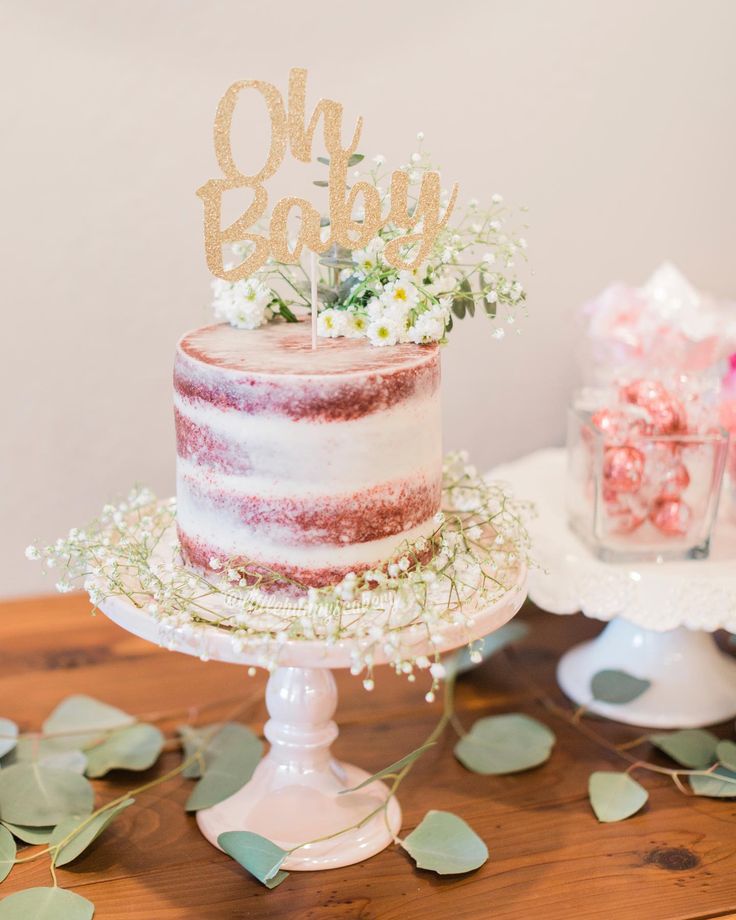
top-left (198, 68), bottom-right (459, 281)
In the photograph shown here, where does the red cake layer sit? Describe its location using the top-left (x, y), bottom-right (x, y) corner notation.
top-left (177, 529), bottom-right (435, 593)
top-left (175, 324), bottom-right (440, 422)
top-left (174, 408), bottom-right (254, 476)
top-left (179, 473), bottom-right (442, 546)
top-left (178, 529), bottom-right (377, 591)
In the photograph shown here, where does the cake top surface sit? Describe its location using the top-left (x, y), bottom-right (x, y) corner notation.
top-left (178, 322), bottom-right (439, 377)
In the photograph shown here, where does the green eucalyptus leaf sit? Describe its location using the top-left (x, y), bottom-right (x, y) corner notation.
top-left (451, 298), bottom-right (466, 320)
top-left (318, 285), bottom-right (339, 304)
top-left (451, 278), bottom-right (474, 320)
top-left (716, 739), bottom-right (736, 771)
top-left (446, 314), bottom-right (453, 332)
top-left (0, 826), bottom-right (15, 884)
top-left (185, 723), bottom-right (263, 812)
top-left (1, 822), bottom-right (55, 845)
top-left (688, 766), bottom-right (736, 798)
top-left (0, 721), bottom-right (18, 760)
top-left (49, 798), bottom-right (134, 867)
top-left (0, 764), bottom-right (94, 827)
top-left (588, 771), bottom-right (648, 822)
top-left (9, 738), bottom-right (87, 775)
top-left (39, 750), bottom-right (87, 774)
top-left (337, 276), bottom-right (359, 302)
top-left (0, 887), bottom-right (94, 920)
top-left (454, 714), bottom-right (555, 775)
top-left (649, 729), bottom-right (719, 769)
top-left (590, 670), bottom-right (650, 704)
top-left (446, 621), bottom-right (529, 677)
top-left (9, 736), bottom-right (86, 772)
top-left (312, 179), bottom-right (329, 188)
top-left (316, 156), bottom-right (330, 165)
top-left (218, 831), bottom-right (289, 889)
top-left (42, 696), bottom-right (134, 750)
top-left (319, 216), bottom-right (330, 227)
top-left (178, 724), bottom-right (222, 779)
top-left (348, 153), bottom-right (365, 166)
top-left (401, 810), bottom-right (488, 875)
top-left (84, 724), bottom-right (164, 778)
top-left (339, 743), bottom-right (435, 794)
top-left (463, 279), bottom-right (476, 317)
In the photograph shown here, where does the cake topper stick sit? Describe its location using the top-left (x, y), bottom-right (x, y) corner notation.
top-left (310, 251), bottom-right (318, 350)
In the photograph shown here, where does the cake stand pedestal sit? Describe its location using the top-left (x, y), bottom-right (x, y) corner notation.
top-left (98, 567), bottom-right (526, 870)
top-left (490, 449), bottom-right (736, 728)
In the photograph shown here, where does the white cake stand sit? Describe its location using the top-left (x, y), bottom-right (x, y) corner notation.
top-left (490, 449), bottom-right (736, 728)
top-left (97, 565), bottom-right (526, 870)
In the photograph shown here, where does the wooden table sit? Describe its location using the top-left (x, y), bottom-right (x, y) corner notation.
top-left (2, 594), bottom-right (735, 920)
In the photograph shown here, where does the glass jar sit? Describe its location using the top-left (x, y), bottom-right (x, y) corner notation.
top-left (567, 407), bottom-right (729, 562)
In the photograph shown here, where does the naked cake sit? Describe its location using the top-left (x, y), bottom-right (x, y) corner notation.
top-left (174, 322), bottom-right (442, 589)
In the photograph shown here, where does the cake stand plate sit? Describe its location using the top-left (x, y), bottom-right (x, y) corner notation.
top-left (99, 565), bottom-right (526, 870)
top-left (490, 449), bottom-right (736, 728)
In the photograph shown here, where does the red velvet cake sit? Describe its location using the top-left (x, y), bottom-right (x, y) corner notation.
top-left (174, 322), bottom-right (442, 589)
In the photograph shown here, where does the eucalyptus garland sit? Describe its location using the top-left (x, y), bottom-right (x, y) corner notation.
top-left (1, 624), bottom-right (735, 916)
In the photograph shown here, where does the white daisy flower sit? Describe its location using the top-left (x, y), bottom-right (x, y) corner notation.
top-left (212, 277), bottom-right (274, 330)
top-left (352, 237), bottom-right (385, 276)
top-left (317, 309), bottom-right (348, 338)
top-left (367, 317), bottom-right (400, 347)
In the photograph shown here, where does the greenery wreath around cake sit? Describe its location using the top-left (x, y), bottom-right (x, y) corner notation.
top-left (26, 453), bottom-right (530, 700)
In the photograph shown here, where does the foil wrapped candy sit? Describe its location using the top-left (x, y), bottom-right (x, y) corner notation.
top-left (569, 376), bottom-right (729, 560)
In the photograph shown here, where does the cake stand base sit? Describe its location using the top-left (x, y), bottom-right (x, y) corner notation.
top-left (98, 561), bottom-right (526, 870)
top-left (557, 618), bottom-right (736, 728)
top-left (196, 666), bottom-right (400, 870)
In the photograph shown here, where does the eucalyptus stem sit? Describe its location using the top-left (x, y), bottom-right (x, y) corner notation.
top-left (503, 647), bottom-right (733, 789)
top-left (287, 671), bottom-right (458, 856)
top-left (6, 750), bottom-right (205, 870)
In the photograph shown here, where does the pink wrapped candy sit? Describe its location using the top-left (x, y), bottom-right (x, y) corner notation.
top-left (621, 379), bottom-right (669, 408)
top-left (650, 497), bottom-right (692, 536)
top-left (603, 445), bottom-right (644, 493)
top-left (658, 462), bottom-right (690, 499)
top-left (591, 408), bottom-right (630, 444)
top-left (646, 396), bottom-right (688, 435)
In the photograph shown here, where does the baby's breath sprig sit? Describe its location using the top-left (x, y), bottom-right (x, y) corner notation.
top-left (25, 454), bottom-right (530, 692)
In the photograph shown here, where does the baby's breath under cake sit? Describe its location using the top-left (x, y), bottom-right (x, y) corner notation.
top-left (174, 322), bottom-right (442, 590)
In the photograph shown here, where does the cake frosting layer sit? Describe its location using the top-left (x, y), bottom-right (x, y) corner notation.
top-left (175, 323), bottom-right (440, 421)
top-left (174, 322), bottom-right (442, 590)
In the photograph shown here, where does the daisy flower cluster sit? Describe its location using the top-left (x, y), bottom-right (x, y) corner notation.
top-left (210, 139), bottom-right (528, 347)
top-left (25, 454), bottom-right (530, 693)
top-left (317, 255), bottom-right (452, 347)
top-left (212, 277), bottom-right (274, 330)
top-left (211, 272), bottom-right (298, 330)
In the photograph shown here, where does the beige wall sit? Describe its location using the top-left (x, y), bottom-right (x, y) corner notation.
top-left (2, 0), bottom-right (734, 596)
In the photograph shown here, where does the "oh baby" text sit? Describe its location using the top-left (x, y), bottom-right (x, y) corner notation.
top-left (197, 68), bottom-right (458, 281)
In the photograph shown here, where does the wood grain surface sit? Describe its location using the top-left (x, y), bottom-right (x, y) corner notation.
top-left (1, 594), bottom-right (735, 920)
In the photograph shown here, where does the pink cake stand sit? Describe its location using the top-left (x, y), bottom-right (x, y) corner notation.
top-left (97, 564), bottom-right (527, 871)
top-left (490, 449), bottom-right (736, 729)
